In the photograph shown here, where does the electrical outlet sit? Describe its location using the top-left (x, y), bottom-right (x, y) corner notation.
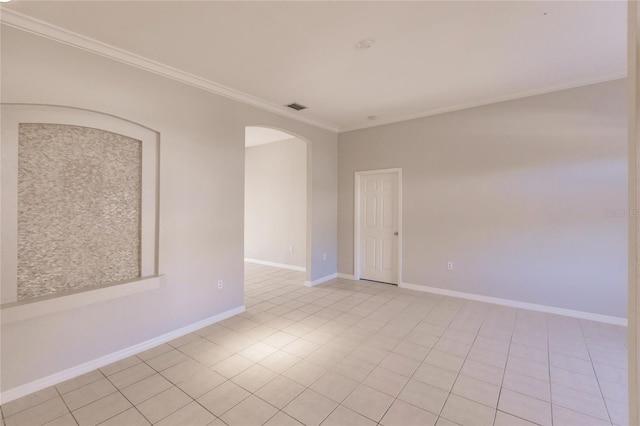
top-left (447, 262), bottom-right (453, 270)
top-left (322, 253), bottom-right (327, 261)
top-left (289, 245), bottom-right (294, 252)
top-left (217, 280), bottom-right (224, 289)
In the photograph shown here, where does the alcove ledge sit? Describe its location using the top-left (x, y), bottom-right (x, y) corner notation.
top-left (0, 275), bottom-right (165, 325)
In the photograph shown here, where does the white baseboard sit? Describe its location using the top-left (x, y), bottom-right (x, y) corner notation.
top-left (305, 273), bottom-right (338, 287)
top-left (337, 273), bottom-right (356, 280)
top-left (244, 258), bottom-right (305, 272)
top-left (400, 282), bottom-right (627, 326)
top-left (0, 305), bottom-right (245, 405)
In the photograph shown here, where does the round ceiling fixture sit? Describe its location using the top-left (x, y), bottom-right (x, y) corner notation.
top-left (0, 0), bottom-right (13, 3)
top-left (356, 39), bottom-right (375, 49)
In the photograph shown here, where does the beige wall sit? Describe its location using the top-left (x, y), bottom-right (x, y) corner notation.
top-left (245, 138), bottom-right (307, 268)
top-left (339, 79), bottom-right (628, 318)
top-left (0, 26), bottom-right (337, 392)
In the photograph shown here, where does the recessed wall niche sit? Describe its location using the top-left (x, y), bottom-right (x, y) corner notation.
top-left (1, 105), bottom-right (159, 305)
top-left (18, 123), bottom-right (142, 300)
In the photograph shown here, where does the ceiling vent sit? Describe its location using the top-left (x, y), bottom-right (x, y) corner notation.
top-left (285, 103), bottom-right (307, 111)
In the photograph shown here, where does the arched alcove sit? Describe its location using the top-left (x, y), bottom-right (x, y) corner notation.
top-left (1, 104), bottom-right (159, 306)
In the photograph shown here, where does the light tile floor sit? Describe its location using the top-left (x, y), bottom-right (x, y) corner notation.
top-left (1, 263), bottom-right (629, 426)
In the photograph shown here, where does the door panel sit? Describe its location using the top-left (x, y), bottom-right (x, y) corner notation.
top-left (359, 172), bottom-right (399, 284)
top-left (365, 237), bottom-right (377, 268)
top-left (382, 238), bottom-right (393, 271)
top-left (365, 197), bottom-right (377, 228)
top-left (382, 195), bottom-right (393, 228)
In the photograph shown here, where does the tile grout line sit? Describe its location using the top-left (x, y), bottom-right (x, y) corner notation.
top-left (337, 287), bottom-right (448, 424)
top-left (445, 300), bottom-right (509, 425)
top-left (580, 318), bottom-right (615, 426)
top-left (277, 279), bottom-right (420, 426)
top-left (51, 382), bottom-right (78, 426)
top-left (137, 347), bottom-right (229, 425)
top-left (261, 277), bottom-right (441, 425)
top-left (404, 295), bottom-right (467, 424)
top-left (490, 303), bottom-right (516, 426)
top-left (98, 357), bottom-right (167, 426)
top-left (0, 392), bottom-right (60, 423)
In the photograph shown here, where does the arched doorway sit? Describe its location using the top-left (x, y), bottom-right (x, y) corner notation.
top-left (244, 126), bottom-right (311, 284)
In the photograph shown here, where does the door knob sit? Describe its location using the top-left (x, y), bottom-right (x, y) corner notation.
top-left (394, 232), bottom-right (399, 236)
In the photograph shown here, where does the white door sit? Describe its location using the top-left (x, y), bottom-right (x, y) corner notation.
top-left (358, 171), bottom-right (399, 284)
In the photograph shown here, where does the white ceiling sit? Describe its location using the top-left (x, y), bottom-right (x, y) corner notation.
top-left (2, 1), bottom-right (628, 132)
top-left (245, 127), bottom-right (295, 147)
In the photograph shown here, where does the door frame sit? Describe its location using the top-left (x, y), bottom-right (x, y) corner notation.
top-left (354, 168), bottom-right (403, 285)
top-left (628, 0), bottom-right (639, 422)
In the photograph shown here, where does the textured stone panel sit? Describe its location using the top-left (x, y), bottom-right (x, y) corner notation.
top-left (18, 123), bottom-right (141, 300)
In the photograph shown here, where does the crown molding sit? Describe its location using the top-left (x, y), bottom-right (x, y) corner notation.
top-left (0, 9), bottom-right (339, 133)
top-left (1, 9), bottom-right (626, 135)
top-left (340, 71), bottom-right (627, 133)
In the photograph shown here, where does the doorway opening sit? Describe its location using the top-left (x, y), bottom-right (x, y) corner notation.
top-left (244, 126), bottom-right (310, 283)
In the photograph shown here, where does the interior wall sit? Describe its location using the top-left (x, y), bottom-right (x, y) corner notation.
top-left (0, 25), bottom-right (337, 393)
top-left (245, 137), bottom-right (307, 268)
top-left (338, 79), bottom-right (628, 319)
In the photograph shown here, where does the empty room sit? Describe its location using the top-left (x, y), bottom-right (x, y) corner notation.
top-left (1, 1), bottom-right (639, 426)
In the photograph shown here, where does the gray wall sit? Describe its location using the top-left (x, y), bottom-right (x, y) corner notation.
top-left (338, 79), bottom-right (628, 318)
top-left (245, 138), bottom-right (307, 268)
top-left (0, 26), bottom-right (337, 392)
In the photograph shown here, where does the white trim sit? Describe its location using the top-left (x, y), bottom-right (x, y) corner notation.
top-left (353, 173), bottom-right (360, 281)
top-left (400, 282), bottom-right (627, 326)
top-left (354, 168), bottom-right (402, 286)
top-left (0, 9), bottom-right (338, 133)
top-left (337, 273), bottom-right (356, 280)
top-left (244, 258), bottom-right (305, 272)
top-left (304, 273), bottom-right (337, 287)
top-left (1, 275), bottom-right (164, 324)
top-left (0, 305), bottom-right (245, 405)
top-left (628, 2), bottom-right (640, 421)
top-left (341, 72), bottom-right (627, 133)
